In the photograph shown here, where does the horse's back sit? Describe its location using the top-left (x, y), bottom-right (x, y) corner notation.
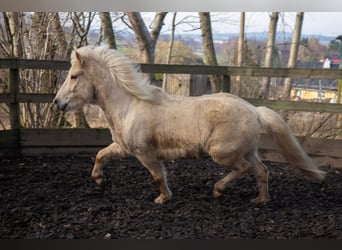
top-left (194, 93), bottom-right (261, 151)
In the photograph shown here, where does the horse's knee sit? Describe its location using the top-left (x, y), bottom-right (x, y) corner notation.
top-left (95, 143), bottom-right (125, 166)
top-left (212, 158), bottom-right (252, 198)
top-left (95, 149), bottom-right (107, 164)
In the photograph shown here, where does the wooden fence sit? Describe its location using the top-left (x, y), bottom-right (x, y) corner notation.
top-left (0, 58), bottom-right (341, 168)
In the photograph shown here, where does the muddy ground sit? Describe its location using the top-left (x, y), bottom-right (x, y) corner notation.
top-left (0, 156), bottom-right (341, 239)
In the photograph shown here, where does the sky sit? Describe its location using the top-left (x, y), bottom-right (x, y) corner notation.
top-left (148, 12), bottom-right (342, 37)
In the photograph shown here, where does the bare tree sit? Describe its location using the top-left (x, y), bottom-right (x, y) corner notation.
top-left (258, 12), bottom-right (279, 99)
top-left (51, 12), bottom-right (69, 59)
top-left (71, 12), bottom-right (96, 47)
top-left (236, 12), bottom-right (245, 96)
top-left (279, 12), bottom-right (304, 121)
top-left (1, 12), bottom-right (25, 129)
top-left (125, 12), bottom-right (168, 64)
top-left (100, 12), bottom-right (116, 49)
top-left (162, 12), bottom-right (177, 91)
top-left (282, 12), bottom-right (304, 99)
top-left (0, 12), bottom-right (92, 128)
top-left (4, 12), bottom-right (24, 58)
top-left (199, 12), bottom-right (220, 92)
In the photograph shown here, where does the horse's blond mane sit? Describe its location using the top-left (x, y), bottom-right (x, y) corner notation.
top-left (75, 46), bottom-right (163, 103)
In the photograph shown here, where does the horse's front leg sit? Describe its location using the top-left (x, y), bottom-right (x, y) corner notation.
top-left (137, 156), bottom-right (172, 204)
top-left (91, 142), bottom-right (128, 186)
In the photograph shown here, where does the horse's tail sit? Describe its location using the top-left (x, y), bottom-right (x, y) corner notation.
top-left (256, 106), bottom-right (326, 181)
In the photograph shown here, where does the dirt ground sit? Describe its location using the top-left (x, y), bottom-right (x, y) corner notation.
top-left (0, 156), bottom-right (341, 239)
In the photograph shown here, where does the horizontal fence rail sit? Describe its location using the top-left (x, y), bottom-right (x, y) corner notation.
top-left (1, 93), bottom-right (341, 113)
top-left (141, 64), bottom-right (342, 79)
top-left (2, 58), bottom-right (342, 78)
top-left (0, 128), bottom-right (340, 169)
top-left (1, 58), bottom-right (342, 112)
top-left (0, 58), bottom-right (341, 167)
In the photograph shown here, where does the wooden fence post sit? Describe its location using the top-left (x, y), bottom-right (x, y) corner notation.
top-left (222, 75), bottom-right (230, 93)
top-left (8, 65), bottom-right (21, 155)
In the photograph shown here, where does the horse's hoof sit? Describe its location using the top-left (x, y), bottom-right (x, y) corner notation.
top-left (251, 196), bottom-right (269, 205)
top-left (93, 177), bottom-right (104, 186)
top-left (212, 189), bottom-right (223, 199)
top-left (95, 184), bottom-right (106, 193)
top-left (154, 195), bottom-right (171, 204)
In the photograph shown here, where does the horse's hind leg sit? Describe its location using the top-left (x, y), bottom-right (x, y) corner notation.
top-left (247, 152), bottom-right (270, 205)
top-left (137, 156), bottom-right (172, 204)
top-left (212, 156), bottom-right (252, 199)
top-left (91, 143), bottom-right (128, 186)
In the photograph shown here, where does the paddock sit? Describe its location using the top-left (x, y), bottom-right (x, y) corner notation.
top-left (0, 58), bottom-right (342, 239)
top-left (0, 156), bottom-right (341, 239)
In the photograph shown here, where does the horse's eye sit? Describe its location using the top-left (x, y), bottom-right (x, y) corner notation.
top-left (70, 75), bottom-right (78, 80)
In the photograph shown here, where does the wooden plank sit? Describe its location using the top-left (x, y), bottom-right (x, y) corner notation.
top-left (20, 128), bottom-right (112, 147)
top-left (0, 130), bottom-right (18, 148)
top-left (1, 58), bottom-right (342, 79)
top-left (17, 93), bottom-right (55, 103)
top-left (0, 147), bottom-right (18, 157)
top-left (18, 146), bottom-right (342, 169)
top-left (8, 68), bottom-right (20, 130)
top-left (259, 151), bottom-right (342, 169)
top-left (18, 59), bottom-right (70, 70)
top-left (1, 128), bottom-right (341, 168)
top-left (21, 147), bottom-right (103, 157)
top-left (0, 59), bottom-right (19, 69)
top-left (0, 59), bottom-right (70, 70)
top-left (141, 64), bottom-right (342, 79)
top-left (259, 133), bottom-right (342, 158)
top-left (225, 67), bottom-right (342, 79)
top-left (3, 93), bottom-right (342, 114)
top-left (0, 93), bottom-right (12, 103)
top-left (22, 128), bottom-right (339, 155)
top-left (301, 137), bottom-right (342, 157)
top-left (312, 156), bottom-right (342, 169)
top-left (141, 64), bottom-right (228, 75)
top-left (257, 133), bottom-right (342, 169)
top-left (247, 98), bottom-right (342, 113)
top-left (18, 129), bottom-right (342, 158)
top-left (0, 130), bottom-right (19, 157)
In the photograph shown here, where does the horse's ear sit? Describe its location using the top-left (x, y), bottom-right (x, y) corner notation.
top-left (75, 51), bottom-right (85, 67)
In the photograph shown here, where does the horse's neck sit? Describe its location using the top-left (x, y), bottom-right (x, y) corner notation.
top-left (95, 80), bottom-right (136, 124)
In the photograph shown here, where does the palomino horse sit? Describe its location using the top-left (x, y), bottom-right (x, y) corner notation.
top-left (54, 46), bottom-right (325, 205)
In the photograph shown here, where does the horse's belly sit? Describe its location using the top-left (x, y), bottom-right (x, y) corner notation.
top-left (154, 145), bottom-right (206, 160)
top-left (150, 133), bottom-right (206, 160)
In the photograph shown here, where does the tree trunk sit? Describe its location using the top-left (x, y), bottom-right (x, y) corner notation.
top-left (126, 12), bottom-right (167, 64)
top-left (280, 12), bottom-right (304, 121)
top-left (5, 12), bottom-right (24, 58)
top-left (258, 12), bottom-right (279, 99)
top-left (236, 12), bottom-right (245, 96)
top-left (51, 12), bottom-right (69, 59)
top-left (100, 12), bottom-right (116, 49)
top-left (199, 12), bottom-right (220, 92)
top-left (72, 12), bottom-right (96, 47)
top-left (162, 12), bottom-right (177, 91)
top-left (282, 12), bottom-right (304, 99)
top-left (5, 12), bottom-right (24, 129)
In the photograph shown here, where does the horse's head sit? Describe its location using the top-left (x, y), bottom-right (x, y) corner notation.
top-left (53, 50), bottom-right (96, 112)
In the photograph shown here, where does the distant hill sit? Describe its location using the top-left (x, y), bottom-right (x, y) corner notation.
top-left (174, 32), bottom-right (336, 44)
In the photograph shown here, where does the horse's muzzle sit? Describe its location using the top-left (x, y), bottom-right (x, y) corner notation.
top-left (53, 98), bottom-right (68, 112)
